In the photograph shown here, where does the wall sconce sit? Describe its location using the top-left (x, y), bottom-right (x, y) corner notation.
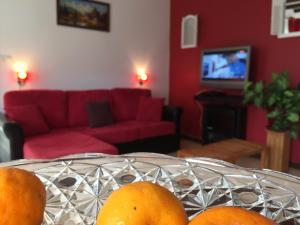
top-left (14, 63), bottom-right (28, 87)
top-left (137, 68), bottom-right (148, 86)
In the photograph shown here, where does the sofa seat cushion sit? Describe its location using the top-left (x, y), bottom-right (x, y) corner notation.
top-left (24, 130), bottom-right (118, 159)
top-left (122, 121), bottom-right (176, 139)
top-left (77, 121), bottom-right (175, 144)
top-left (76, 123), bottom-right (139, 144)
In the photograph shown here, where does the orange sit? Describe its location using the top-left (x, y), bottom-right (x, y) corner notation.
top-left (189, 207), bottom-right (278, 225)
top-left (97, 181), bottom-right (188, 225)
top-left (0, 168), bottom-right (46, 225)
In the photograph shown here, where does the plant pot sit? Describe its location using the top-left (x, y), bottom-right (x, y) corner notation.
top-left (266, 130), bottom-right (291, 172)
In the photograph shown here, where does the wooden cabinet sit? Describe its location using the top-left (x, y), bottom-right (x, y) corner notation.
top-left (194, 94), bottom-right (246, 144)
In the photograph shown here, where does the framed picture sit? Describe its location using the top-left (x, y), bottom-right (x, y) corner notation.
top-left (57, 0), bottom-right (110, 32)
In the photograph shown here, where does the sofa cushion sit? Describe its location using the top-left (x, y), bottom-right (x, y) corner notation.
top-left (5, 105), bottom-right (49, 137)
top-left (76, 123), bottom-right (139, 144)
top-left (111, 88), bottom-right (151, 121)
top-left (136, 97), bottom-right (164, 122)
top-left (122, 121), bottom-right (176, 139)
top-left (77, 120), bottom-right (175, 144)
top-left (24, 130), bottom-right (118, 159)
top-left (86, 101), bottom-right (114, 128)
top-left (67, 90), bottom-right (112, 127)
top-left (4, 90), bottom-right (67, 129)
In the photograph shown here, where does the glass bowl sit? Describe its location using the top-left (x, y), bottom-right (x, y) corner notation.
top-left (2, 153), bottom-right (300, 225)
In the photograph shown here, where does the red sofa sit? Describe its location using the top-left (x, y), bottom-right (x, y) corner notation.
top-left (0, 88), bottom-right (181, 161)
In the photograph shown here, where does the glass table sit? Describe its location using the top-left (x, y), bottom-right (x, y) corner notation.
top-left (1, 153), bottom-right (300, 225)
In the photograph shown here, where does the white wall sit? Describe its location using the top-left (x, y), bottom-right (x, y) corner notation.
top-left (0, 0), bottom-right (170, 108)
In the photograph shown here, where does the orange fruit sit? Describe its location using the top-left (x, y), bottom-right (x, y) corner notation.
top-left (0, 168), bottom-right (46, 225)
top-left (189, 207), bottom-right (278, 225)
top-left (97, 181), bottom-right (188, 225)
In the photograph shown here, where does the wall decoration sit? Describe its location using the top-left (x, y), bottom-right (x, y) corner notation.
top-left (57, 0), bottom-right (110, 32)
top-left (181, 14), bottom-right (198, 49)
top-left (271, 0), bottom-right (300, 38)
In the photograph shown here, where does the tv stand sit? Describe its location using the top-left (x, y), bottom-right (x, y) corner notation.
top-left (196, 90), bottom-right (225, 97)
top-left (194, 93), bottom-right (246, 144)
top-left (194, 92), bottom-right (244, 106)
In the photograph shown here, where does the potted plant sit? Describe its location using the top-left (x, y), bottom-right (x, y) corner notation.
top-left (243, 71), bottom-right (300, 172)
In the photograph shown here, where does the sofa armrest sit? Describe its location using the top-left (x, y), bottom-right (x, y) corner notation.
top-left (162, 105), bottom-right (182, 136)
top-left (0, 112), bottom-right (24, 161)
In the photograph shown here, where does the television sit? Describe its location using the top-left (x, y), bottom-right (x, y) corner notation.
top-left (200, 46), bottom-right (251, 89)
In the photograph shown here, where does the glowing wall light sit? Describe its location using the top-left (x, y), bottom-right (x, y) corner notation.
top-left (14, 63), bottom-right (28, 86)
top-left (137, 68), bottom-right (148, 86)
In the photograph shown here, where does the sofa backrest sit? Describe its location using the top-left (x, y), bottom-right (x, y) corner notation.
top-left (111, 88), bottom-right (151, 121)
top-left (4, 90), bottom-right (68, 129)
top-left (67, 90), bottom-right (112, 127)
top-left (4, 88), bottom-right (152, 129)
top-left (68, 88), bottom-right (152, 126)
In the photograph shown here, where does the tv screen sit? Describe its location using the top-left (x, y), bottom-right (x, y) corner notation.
top-left (200, 46), bottom-right (251, 89)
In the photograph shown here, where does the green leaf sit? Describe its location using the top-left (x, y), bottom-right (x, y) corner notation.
top-left (267, 110), bottom-right (280, 119)
top-left (272, 72), bottom-right (279, 81)
top-left (278, 78), bottom-right (288, 90)
top-left (243, 91), bottom-right (255, 104)
top-left (270, 122), bottom-right (282, 131)
top-left (295, 91), bottom-right (300, 98)
top-left (290, 124), bottom-right (299, 139)
top-left (254, 96), bottom-right (263, 107)
top-left (243, 82), bottom-right (252, 91)
top-left (290, 130), bottom-right (298, 139)
top-left (285, 104), bottom-right (294, 110)
top-left (284, 90), bottom-right (294, 97)
top-left (282, 98), bottom-right (291, 106)
top-left (267, 95), bottom-right (276, 107)
top-left (270, 71), bottom-right (289, 91)
top-left (287, 113), bottom-right (299, 122)
top-left (282, 70), bottom-right (289, 78)
top-left (255, 82), bottom-right (264, 93)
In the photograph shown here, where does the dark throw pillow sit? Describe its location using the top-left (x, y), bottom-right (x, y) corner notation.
top-left (5, 105), bottom-right (50, 137)
top-left (86, 101), bottom-right (114, 128)
top-left (136, 97), bottom-right (164, 122)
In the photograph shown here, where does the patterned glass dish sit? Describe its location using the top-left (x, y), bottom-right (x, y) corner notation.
top-left (1, 153), bottom-right (300, 225)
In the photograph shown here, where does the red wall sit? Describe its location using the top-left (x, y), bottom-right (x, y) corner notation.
top-left (170, 0), bottom-right (300, 163)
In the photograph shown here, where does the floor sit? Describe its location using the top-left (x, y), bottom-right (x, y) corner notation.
top-left (179, 138), bottom-right (300, 177)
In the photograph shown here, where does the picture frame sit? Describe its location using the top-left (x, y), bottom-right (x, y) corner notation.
top-left (57, 0), bottom-right (110, 32)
